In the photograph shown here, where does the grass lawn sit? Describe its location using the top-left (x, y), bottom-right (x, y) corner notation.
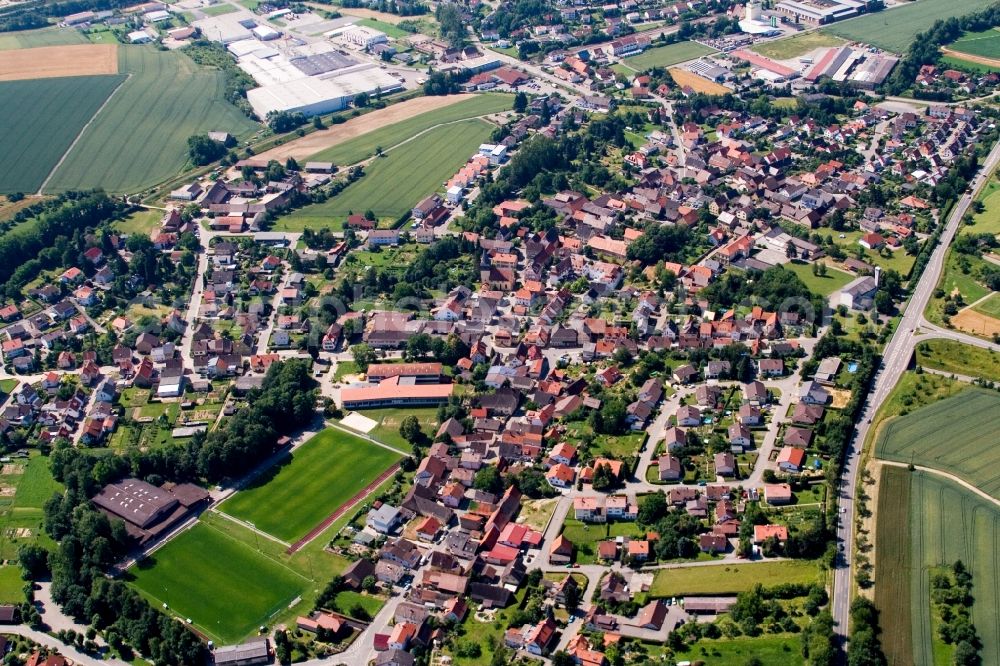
top-left (307, 93), bottom-right (512, 166)
top-left (0, 566), bottom-right (23, 603)
top-left (625, 41), bottom-right (716, 71)
top-left (202, 3), bottom-right (238, 16)
top-left (114, 209), bottom-right (161, 235)
top-left (14, 455), bottom-right (62, 509)
top-left (561, 519), bottom-right (646, 564)
top-left (333, 360), bottom-right (359, 380)
top-left (916, 339), bottom-right (1000, 382)
top-left (649, 560), bottom-right (820, 597)
top-left (445, 588), bottom-right (529, 666)
top-left (966, 173), bottom-right (1000, 238)
top-left (822, 0), bottom-right (987, 53)
top-left (219, 428), bottom-right (402, 542)
top-left (785, 260), bottom-right (854, 297)
top-left (128, 522), bottom-right (309, 644)
top-left (751, 32), bottom-right (845, 60)
top-left (925, 249), bottom-right (992, 325)
top-left (362, 407), bottom-right (439, 449)
top-left (354, 18), bottom-right (409, 39)
top-left (832, 230), bottom-right (919, 277)
top-left (0, 379), bottom-right (17, 395)
top-left (875, 388), bottom-right (1000, 500)
top-left (332, 590), bottom-right (384, 618)
top-left (518, 498), bottom-right (559, 532)
top-left (280, 119), bottom-right (492, 229)
top-left (666, 635), bottom-right (804, 665)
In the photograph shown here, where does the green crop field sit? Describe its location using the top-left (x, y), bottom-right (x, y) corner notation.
top-left (128, 522), bottom-right (309, 644)
top-left (281, 119), bottom-right (492, 229)
top-left (625, 41), bottom-right (716, 71)
top-left (752, 32), bottom-right (846, 61)
top-left (45, 46), bottom-right (257, 194)
top-left (940, 54), bottom-right (1000, 74)
top-left (649, 560), bottom-right (820, 597)
top-left (308, 93), bottom-right (513, 165)
top-left (875, 389), bottom-right (1000, 499)
top-left (219, 427), bottom-right (402, 542)
top-left (822, 0), bottom-right (988, 54)
top-left (949, 28), bottom-right (1000, 60)
top-left (876, 468), bottom-right (1000, 666)
top-left (0, 75), bottom-right (124, 194)
top-left (0, 27), bottom-right (88, 50)
top-left (916, 339), bottom-right (1000, 383)
top-left (874, 465), bottom-right (914, 666)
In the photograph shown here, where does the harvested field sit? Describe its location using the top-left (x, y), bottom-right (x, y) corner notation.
top-left (952, 306), bottom-right (1000, 338)
top-left (0, 44), bottom-right (117, 81)
top-left (668, 67), bottom-right (728, 94)
top-left (254, 94), bottom-right (475, 163)
top-left (940, 46), bottom-right (1000, 70)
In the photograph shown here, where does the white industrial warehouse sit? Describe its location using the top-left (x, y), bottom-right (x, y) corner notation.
top-left (226, 36), bottom-right (405, 118)
top-left (246, 67), bottom-right (403, 117)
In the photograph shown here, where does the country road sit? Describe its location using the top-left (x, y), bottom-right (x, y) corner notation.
top-left (830, 137), bottom-right (1000, 647)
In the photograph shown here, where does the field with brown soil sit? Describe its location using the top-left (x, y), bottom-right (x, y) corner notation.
top-left (0, 44), bottom-right (117, 81)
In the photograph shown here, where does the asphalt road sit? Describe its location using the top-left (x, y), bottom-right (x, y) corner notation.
top-left (830, 137), bottom-right (1000, 646)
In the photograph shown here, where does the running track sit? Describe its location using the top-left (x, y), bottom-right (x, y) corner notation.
top-left (286, 462), bottom-right (401, 554)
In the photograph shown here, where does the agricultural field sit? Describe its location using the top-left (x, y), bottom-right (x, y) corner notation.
top-left (785, 260), bottom-right (854, 297)
top-left (219, 427), bottom-right (402, 542)
top-left (667, 68), bottom-right (728, 94)
top-left (0, 75), bottom-right (124, 194)
top-left (0, 44), bottom-right (118, 81)
top-left (876, 467), bottom-right (1000, 666)
top-left (916, 339), bottom-right (1000, 383)
top-left (45, 46), bottom-right (257, 194)
top-left (279, 119), bottom-right (492, 229)
top-left (875, 389), bottom-right (1000, 499)
top-left (822, 0), bottom-right (987, 54)
top-left (751, 31), bottom-right (845, 61)
top-left (649, 560), bottom-right (820, 597)
top-left (874, 464), bottom-right (913, 666)
top-left (128, 522), bottom-right (310, 644)
top-left (0, 27), bottom-right (88, 50)
top-left (307, 93), bottom-right (512, 165)
top-left (625, 41), bottom-right (717, 71)
top-left (947, 28), bottom-right (1000, 60)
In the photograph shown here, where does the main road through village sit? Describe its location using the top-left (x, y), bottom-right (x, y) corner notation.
top-left (830, 137), bottom-right (1000, 649)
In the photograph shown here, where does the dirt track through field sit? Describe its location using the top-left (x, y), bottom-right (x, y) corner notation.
top-left (254, 94), bottom-right (475, 163)
top-left (0, 44), bottom-right (117, 81)
top-left (940, 46), bottom-right (1000, 69)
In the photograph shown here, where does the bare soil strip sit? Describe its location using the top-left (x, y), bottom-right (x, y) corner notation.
top-left (940, 46), bottom-right (1000, 69)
